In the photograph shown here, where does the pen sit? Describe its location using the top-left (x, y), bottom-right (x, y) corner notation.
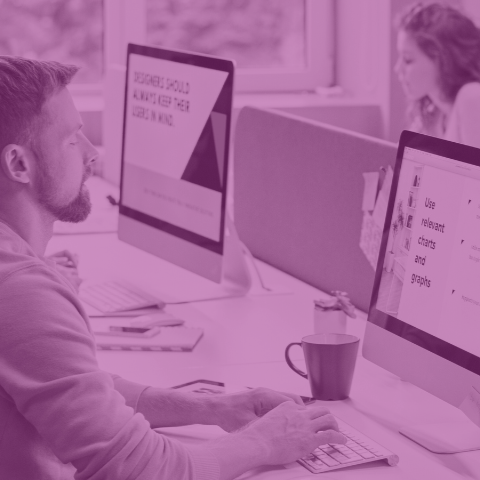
top-left (109, 326), bottom-right (152, 333)
top-left (130, 317), bottom-right (184, 327)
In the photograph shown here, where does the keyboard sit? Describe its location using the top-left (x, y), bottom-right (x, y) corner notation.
top-left (79, 280), bottom-right (165, 314)
top-left (298, 416), bottom-right (399, 473)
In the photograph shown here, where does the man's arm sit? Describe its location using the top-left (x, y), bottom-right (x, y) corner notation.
top-left (1, 264), bottom-right (345, 480)
top-left (0, 266), bottom-right (218, 480)
top-left (117, 382), bottom-right (346, 480)
top-left (135, 385), bottom-right (304, 431)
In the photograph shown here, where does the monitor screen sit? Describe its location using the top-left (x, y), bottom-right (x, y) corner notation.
top-left (119, 44), bottom-right (234, 255)
top-left (369, 132), bottom-right (480, 376)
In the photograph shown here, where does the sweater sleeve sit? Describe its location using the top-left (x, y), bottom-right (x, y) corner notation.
top-left (0, 265), bottom-right (220, 480)
top-left (111, 374), bottom-right (150, 412)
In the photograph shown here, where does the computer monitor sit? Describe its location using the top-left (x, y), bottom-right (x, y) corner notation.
top-left (118, 43), bottom-right (234, 284)
top-left (363, 131), bottom-right (480, 453)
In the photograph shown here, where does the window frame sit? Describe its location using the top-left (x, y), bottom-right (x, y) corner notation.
top-left (104, 0), bottom-right (334, 93)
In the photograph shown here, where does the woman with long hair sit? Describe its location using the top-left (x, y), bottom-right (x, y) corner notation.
top-left (395, 2), bottom-right (480, 147)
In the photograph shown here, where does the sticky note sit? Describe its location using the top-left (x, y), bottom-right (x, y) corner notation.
top-left (362, 172), bottom-right (379, 212)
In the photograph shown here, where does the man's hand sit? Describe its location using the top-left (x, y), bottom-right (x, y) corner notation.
top-left (46, 250), bottom-right (82, 293)
top-left (240, 401), bottom-right (346, 465)
top-left (209, 401), bottom-right (347, 480)
top-left (211, 387), bottom-right (304, 432)
top-left (137, 387), bottom-right (346, 480)
top-left (48, 249), bottom-right (79, 268)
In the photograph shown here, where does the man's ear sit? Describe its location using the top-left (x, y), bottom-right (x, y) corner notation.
top-left (0, 144), bottom-right (33, 184)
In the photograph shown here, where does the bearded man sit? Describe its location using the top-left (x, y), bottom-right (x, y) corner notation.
top-left (0, 56), bottom-right (344, 480)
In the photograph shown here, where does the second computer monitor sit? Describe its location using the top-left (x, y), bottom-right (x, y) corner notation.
top-left (118, 43), bottom-right (234, 283)
top-left (364, 131), bottom-right (480, 410)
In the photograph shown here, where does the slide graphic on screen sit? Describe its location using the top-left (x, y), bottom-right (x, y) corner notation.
top-left (376, 155), bottom-right (480, 358)
top-left (181, 111), bottom-right (226, 192)
top-left (122, 53), bottom-right (229, 242)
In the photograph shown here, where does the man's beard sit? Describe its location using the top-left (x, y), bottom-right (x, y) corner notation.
top-left (36, 163), bottom-right (92, 223)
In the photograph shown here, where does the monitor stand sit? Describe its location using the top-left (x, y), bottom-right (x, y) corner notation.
top-left (221, 214), bottom-right (291, 298)
top-left (222, 213), bottom-right (252, 296)
top-left (166, 213), bottom-right (289, 303)
top-left (400, 421), bottom-right (480, 454)
top-left (163, 213), bottom-right (253, 304)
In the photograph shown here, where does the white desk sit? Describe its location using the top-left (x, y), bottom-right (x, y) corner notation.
top-left (47, 230), bottom-right (480, 480)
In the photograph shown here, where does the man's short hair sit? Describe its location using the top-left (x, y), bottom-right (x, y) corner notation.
top-left (0, 56), bottom-right (79, 152)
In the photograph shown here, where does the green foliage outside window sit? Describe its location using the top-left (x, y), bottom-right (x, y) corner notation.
top-left (0, 0), bottom-right (103, 83)
top-left (0, 0), bottom-right (306, 84)
top-left (146, 0), bottom-right (306, 70)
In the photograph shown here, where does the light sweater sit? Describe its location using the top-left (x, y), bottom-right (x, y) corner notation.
top-left (444, 82), bottom-right (480, 149)
top-left (409, 83), bottom-right (480, 149)
top-left (0, 222), bottom-right (220, 480)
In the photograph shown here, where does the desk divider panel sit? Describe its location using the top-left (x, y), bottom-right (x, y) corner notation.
top-left (233, 106), bottom-right (397, 312)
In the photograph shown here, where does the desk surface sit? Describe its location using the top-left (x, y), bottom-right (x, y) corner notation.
top-left (47, 228), bottom-right (480, 480)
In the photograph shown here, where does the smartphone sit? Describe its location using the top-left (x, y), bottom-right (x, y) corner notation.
top-left (95, 326), bottom-right (161, 338)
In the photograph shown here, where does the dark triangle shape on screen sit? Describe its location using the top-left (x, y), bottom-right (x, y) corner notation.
top-left (181, 115), bottom-right (222, 192)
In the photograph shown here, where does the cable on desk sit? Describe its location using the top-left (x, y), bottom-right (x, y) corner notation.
top-left (240, 241), bottom-right (272, 292)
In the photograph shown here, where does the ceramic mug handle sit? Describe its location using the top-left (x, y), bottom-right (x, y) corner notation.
top-left (285, 342), bottom-right (308, 378)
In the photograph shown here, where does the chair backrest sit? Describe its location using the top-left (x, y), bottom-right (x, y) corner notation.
top-left (233, 106), bottom-right (397, 312)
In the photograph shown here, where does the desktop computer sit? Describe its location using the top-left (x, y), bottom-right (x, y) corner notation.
top-left (364, 130), bottom-right (480, 453)
top-left (81, 44), bottom-right (254, 313)
top-left (118, 43), bottom-right (251, 301)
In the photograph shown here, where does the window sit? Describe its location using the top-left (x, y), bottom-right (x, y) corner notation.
top-left (106, 0), bottom-right (334, 92)
top-left (0, 1), bottom-right (333, 93)
top-left (0, 0), bottom-right (103, 86)
top-left (146, 0), bottom-right (307, 71)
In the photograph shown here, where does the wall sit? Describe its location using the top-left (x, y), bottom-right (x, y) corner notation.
top-left (274, 105), bottom-right (383, 138)
top-left (335, 0), bottom-right (392, 138)
top-left (232, 94), bottom-right (385, 140)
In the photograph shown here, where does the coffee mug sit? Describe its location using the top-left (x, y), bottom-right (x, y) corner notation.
top-left (285, 333), bottom-right (359, 401)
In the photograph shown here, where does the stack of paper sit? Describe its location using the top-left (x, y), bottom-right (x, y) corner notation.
top-left (360, 167), bottom-right (393, 270)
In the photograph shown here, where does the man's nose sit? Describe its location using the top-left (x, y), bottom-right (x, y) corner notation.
top-left (82, 133), bottom-right (99, 166)
top-left (87, 145), bottom-right (99, 165)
